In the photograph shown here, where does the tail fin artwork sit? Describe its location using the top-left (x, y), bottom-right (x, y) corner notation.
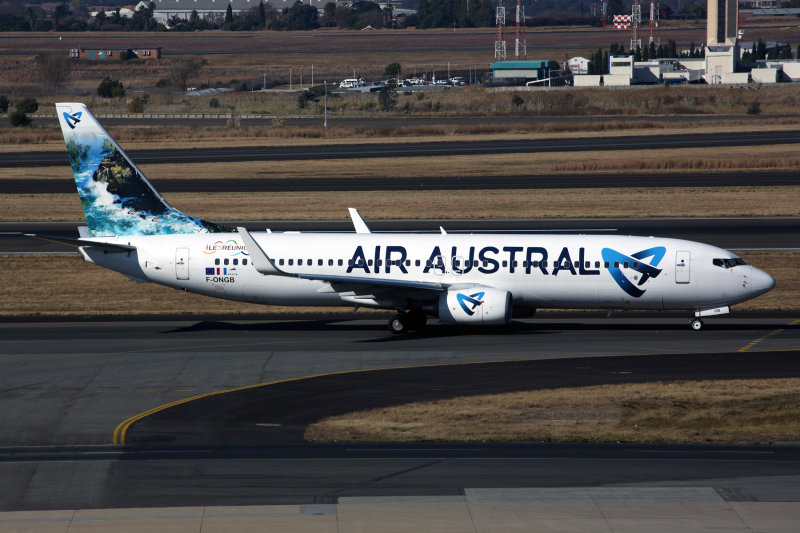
top-left (56, 103), bottom-right (230, 237)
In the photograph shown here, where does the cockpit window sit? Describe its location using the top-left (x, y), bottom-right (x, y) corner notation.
top-left (713, 258), bottom-right (746, 269)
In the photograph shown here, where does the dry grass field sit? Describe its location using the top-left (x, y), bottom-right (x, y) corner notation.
top-left (305, 378), bottom-right (800, 444)
top-left (0, 251), bottom-right (794, 317)
top-left (2, 186), bottom-right (797, 222)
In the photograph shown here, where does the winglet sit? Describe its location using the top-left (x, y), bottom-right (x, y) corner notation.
top-left (440, 226), bottom-right (448, 235)
top-left (348, 208), bottom-right (372, 234)
top-left (237, 227), bottom-right (285, 275)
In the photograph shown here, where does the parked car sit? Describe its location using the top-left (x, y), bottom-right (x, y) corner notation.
top-left (339, 78), bottom-right (365, 88)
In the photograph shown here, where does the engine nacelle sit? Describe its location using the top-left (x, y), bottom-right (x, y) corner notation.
top-left (438, 287), bottom-right (512, 325)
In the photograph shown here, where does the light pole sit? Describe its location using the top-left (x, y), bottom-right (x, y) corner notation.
top-left (324, 81), bottom-right (327, 129)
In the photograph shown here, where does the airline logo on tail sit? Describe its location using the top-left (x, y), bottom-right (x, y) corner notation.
top-left (62, 111), bottom-right (82, 129)
top-left (457, 291), bottom-right (485, 315)
top-left (601, 246), bottom-right (666, 298)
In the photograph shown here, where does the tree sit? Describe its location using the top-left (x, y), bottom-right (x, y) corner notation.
top-left (16, 97), bottom-right (38, 114)
top-left (0, 95), bottom-right (8, 113)
top-left (225, 3), bottom-right (233, 24)
top-left (284, 1), bottom-right (319, 30)
top-left (377, 84), bottom-right (397, 111)
top-left (172, 59), bottom-right (204, 90)
top-left (384, 62), bottom-right (402, 77)
top-left (322, 2), bottom-right (337, 26)
top-left (9, 111), bottom-right (32, 127)
top-left (52, 4), bottom-right (71, 30)
top-left (35, 54), bottom-right (72, 89)
top-left (258, 0), bottom-right (266, 27)
top-left (25, 7), bottom-right (37, 31)
top-left (97, 77), bottom-right (125, 98)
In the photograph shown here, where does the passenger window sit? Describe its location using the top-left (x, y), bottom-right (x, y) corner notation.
top-left (243, 259), bottom-right (248, 265)
top-left (368, 259), bottom-right (373, 266)
top-left (595, 261), bottom-right (600, 268)
top-left (288, 259), bottom-right (294, 266)
top-left (623, 262), bottom-right (629, 268)
top-left (614, 262), bottom-right (619, 268)
top-left (338, 259), bottom-right (343, 266)
top-left (298, 259), bottom-right (303, 266)
top-left (585, 261), bottom-right (590, 268)
top-left (318, 259), bottom-right (323, 266)
top-left (215, 258), bottom-right (220, 265)
top-left (279, 259), bottom-right (284, 266)
top-left (307, 259), bottom-right (312, 265)
top-left (533, 261), bottom-right (539, 267)
top-left (574, 261), bottom-right (579, 267)
top-left (415, 260), bottom-right (421, 267)
top-left (233, 259), bottom-right (238, 265)
top-left (224, 258), bottom-right (229, 265)
top-left (348, 259), bottom-right (353, 266)
top-left (502, 260), bottom-right (508, 267)
top-left (328, 259), bottom-right (333, 266)
top-left (633, 262), bottom-right (639, 269)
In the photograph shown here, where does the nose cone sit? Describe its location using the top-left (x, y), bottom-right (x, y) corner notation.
top-left (748, 266), bottom-right (775, 297)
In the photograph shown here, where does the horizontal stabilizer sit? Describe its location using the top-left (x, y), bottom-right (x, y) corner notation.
top-left (25, 234), bottom-right (136, 253)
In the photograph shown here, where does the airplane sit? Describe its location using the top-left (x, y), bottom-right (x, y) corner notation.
top-left (32, 103), bottom-right (775, 333)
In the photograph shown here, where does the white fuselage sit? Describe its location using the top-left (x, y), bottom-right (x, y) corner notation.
top-left (80, 231), bottom-right (775, 314)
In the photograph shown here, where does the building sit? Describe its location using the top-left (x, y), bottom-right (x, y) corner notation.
top-left (567, 57), bottom-right (590, 75)
top-left (145, 0), bottom-right (327, 25)
top-left (69, 47), bottom-right (162, 61)
top-left (489, 60), bottom-right (560, 85)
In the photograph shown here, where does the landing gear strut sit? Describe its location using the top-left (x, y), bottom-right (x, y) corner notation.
top-left (690, 318), bottom-right (704, 331)
top-left (388, 309), bottom-right (428, 334)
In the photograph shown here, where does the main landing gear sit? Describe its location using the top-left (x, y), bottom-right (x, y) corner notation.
top-left (690, 318), bottom-right (704, 331)
top-left (388, 309), bottom-right (428, 334)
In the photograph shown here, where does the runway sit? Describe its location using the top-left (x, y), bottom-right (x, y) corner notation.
top-left (0, 315), bottom-right (799, 511)
top-left (5, 129), bottom-right (800, 167)
top-left (5, 170), bottom-right (800, 194)
top-left (3, 217), bottom-right (798, 254)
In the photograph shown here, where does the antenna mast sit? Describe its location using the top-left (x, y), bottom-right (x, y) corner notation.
top-left (514, 0), bottom-right (526, 59)
top-left (495, 0), bottom-right (506, 60)
top-left (601, 0), bottom-right (608, 28)
top-left (649, 0), bottom-right (660, 46)
top-left (630, 0), bottom-right (642, 52)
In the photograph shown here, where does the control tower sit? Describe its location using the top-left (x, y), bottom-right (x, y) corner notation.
top-left (704, 0), bottom-right (740, 84)
top-left (707, 0), bottom-right (738, 46)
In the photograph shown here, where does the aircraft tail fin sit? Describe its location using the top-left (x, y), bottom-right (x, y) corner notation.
top-left (56, 103), bottom-right (230, 237)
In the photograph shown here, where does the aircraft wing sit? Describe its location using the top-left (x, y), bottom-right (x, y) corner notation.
top-left (237, 227), bottom-right (446, 293)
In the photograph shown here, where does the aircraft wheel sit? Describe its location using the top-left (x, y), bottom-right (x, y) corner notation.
top-left (389, 315), bottom-right (408, 334)
top-left (690, 319), bottom-right (704, 331)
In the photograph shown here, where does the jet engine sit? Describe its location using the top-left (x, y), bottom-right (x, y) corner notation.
top-left (438, 287), bottom-right (512, 325)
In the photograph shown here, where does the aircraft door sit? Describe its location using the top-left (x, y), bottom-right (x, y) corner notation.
top-left (675, 250), bottom-right (690, 284)
top-left (175, 247), bottom-right (190, 280)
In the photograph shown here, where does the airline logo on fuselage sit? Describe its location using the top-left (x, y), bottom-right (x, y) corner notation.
top-left (63, 111), bottom-right (82, 129)
top-left (601, 246), bottom-right (666, 298)
top-left (457, 291), bottom-right (485, 315)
